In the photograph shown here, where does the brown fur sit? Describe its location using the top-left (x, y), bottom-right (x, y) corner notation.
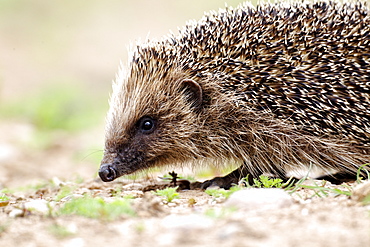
top-left (99, 1), bottom-right (370, 186)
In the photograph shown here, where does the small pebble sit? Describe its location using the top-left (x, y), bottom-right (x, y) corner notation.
top-left (52, 177), bottom-right (64, 186)
top-left (25, 199), bottom-right (49, 214)
top-left (225, 188), bottom-right (293, 211)
top-left (161, 214), bottom-right (214, 230)
top-left (167, 202), bottom-right (177, 207)
top-left (9, 209), bottom-right (24, 218)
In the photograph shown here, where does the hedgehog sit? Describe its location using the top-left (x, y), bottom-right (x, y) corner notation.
top-left (98, 0), bottom-right (370, 189)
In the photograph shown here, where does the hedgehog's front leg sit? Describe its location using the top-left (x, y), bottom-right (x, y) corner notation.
top-left (199, 165), bottom-right (260, 189)
top-left (199, 161), bottom-right (294, 189)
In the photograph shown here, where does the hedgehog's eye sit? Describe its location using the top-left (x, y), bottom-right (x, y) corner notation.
top-left (138, 117), bottom-right (156, 134)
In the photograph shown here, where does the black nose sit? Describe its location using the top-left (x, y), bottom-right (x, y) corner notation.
top-left (99, 164), bottom-right (117, 182)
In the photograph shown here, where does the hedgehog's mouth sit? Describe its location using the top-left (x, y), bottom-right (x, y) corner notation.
top-left (99, 152), bottom-right (159, 182)
top-left (98, 157), bottom-right (149, 182)
top-left (98, 164), bottom-right (118, 182)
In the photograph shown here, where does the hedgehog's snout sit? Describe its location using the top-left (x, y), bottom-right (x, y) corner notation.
top-left (99, 163), bottom-right (117, 182)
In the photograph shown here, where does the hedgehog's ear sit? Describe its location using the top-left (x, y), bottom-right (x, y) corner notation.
top-left (181, 79), bottom-right (203, 110)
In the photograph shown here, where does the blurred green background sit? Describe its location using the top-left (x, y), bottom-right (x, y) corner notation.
top-left (0, 0), bottom-right (249, 188)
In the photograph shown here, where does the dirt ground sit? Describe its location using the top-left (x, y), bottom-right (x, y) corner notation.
top-left (1, 121), bottom-right (370, 247)
top-left (1, 178), bottom-right (370, 247)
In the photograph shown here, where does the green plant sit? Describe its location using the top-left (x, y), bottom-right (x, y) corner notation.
top-left (242, 175), bottom-right (286, 188)
top-left (55, 185), bottom-right (78, 202)
top-left (362, 194), bottom-right (370, 205)
top-left (109, 186), bottom-right (123, 197)
top-left (154, 187), bottom-right (179, 203)
top-left (48, 223), bottom-right (75, 239)
top-left (0, 180), bottom-right (55, 196)
top-left (297, 181), bottom-right (352, 197)
top-left (356, 163), bottom-right (370, 183)
top-left (134, 222), bottom-right (146, 233)
top-left (0, 193), bottom-right (9, 202)
top-left (286, 175), bottom-right (352, 198)
top-left (58, 195), bottom-right (135, 220)
top-left (254, 175), bottom-right (284, 188)
top-left (204, 207), bottom-right (237, 218)
top-left (240, 173), bottom-right (352, 198)
top-left (205, 186), bottom-right (241, 199)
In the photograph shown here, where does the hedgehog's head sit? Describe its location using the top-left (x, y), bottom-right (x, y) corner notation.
top-left (98, 52), bottom-right (206, 182)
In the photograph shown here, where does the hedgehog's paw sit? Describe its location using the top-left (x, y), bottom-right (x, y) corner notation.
top-left (315, 171), bottom-right (360, 184)
top-left (200, 176), bottom-right (239, 190)
top-left (198, 166), bottom-right (254, 189)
